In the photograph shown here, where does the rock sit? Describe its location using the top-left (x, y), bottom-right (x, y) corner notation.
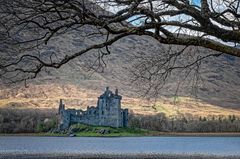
top-left (49, 128), bottom-right (59, 134)
top-left (97, 129), bottom-right (110, 134)
top-left (44, 118), bottom-right (50, 124)
top-left (69, 133), bottom-right (76, 137)
top-left (67, 128), bottom-right (73, 134)
top-left (98, 129), bottom-right (105, 134)
top-left (104, 129), bottom-right (110, 134)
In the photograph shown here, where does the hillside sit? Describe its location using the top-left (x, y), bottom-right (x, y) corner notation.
top-left (0, 27), bottom-right (240, 116)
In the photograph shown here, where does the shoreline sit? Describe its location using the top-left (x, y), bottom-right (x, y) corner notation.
top-left (149, 132), bottom-right (240, 137)
top-left (1, 132), bottom-right (240, 137)
top-left (1, 153), bottom-right (240, 159)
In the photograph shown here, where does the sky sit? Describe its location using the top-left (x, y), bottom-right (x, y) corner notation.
top-left (127, 0), bottom-right (202, 25)
top-left (192, 0), bottom-right (201, 5)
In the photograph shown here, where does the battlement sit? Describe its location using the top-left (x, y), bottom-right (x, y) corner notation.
top-left (99, 87), bottom-right (122, 99)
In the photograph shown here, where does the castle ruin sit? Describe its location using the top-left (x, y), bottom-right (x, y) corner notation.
top-left (58, 87), bottom-right (128, 130)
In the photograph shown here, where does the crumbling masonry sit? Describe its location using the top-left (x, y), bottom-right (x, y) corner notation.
top-left (58, 87), bottom-right (128, 130)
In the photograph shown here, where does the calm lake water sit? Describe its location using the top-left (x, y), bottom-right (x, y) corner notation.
top-left (0, 136), bottom-right (240, 156)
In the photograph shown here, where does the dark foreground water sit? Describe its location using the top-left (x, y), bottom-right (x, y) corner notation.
top-left (0, 136), bottom-right (240, 156)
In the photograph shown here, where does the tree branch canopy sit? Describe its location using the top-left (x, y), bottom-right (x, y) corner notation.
top-left (0, 0), bottom-right (239, 83)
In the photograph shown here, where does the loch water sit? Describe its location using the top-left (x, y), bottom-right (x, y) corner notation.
top-left (0, 136), bottom-right (240, 156)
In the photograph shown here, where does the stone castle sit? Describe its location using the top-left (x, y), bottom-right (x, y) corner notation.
top-left (58, 87), bottom-right (128, 130)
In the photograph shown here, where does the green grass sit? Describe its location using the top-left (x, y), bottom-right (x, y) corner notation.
top-left (67, 124), bottom-right (240, 137)
top-left (69, 123), bottom-right (152, 137)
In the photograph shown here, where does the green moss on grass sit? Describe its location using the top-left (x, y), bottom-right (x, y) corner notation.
top-left (69, 123), bottom-right (152, 137)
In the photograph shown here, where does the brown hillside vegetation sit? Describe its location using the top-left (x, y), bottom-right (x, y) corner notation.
top-left (0, 83), bottom-right (240, 117)
top-left (0, 29), bottom-right (240, 116)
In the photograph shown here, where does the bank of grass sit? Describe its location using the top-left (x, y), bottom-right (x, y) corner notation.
top-left (68, 123), bottom-right (152, 137)
top-left (1, 123), bottom-right (240, 137)
top-left (2, 132), bottom-right (240, 137)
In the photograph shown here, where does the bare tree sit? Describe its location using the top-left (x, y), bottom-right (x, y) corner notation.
top-left (0, 0), bottom-right (239, 86)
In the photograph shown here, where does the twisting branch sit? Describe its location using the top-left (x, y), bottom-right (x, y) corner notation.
top-left (0, 0), bottom-right (239, 87)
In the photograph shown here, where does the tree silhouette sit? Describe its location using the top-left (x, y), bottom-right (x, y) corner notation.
top-left (0, 0), bottom-right (239, 84)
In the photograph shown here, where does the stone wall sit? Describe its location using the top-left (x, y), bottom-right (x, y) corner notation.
top-left (58, 87), bottom-right (128, 130)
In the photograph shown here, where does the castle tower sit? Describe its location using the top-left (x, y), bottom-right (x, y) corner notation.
top-left (58, 99), bottom-right (65, 114)
top-left (97, 87), bottom-right (123, 127)
top-left (112, 88), bottom-right (122, 127)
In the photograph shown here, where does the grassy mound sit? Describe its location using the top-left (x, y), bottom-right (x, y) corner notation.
top-left (68, 124), bottom-right (151, 137)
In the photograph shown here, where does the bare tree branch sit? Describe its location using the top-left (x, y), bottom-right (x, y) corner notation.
top-left (0, 0), bottom-right (239, 86)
